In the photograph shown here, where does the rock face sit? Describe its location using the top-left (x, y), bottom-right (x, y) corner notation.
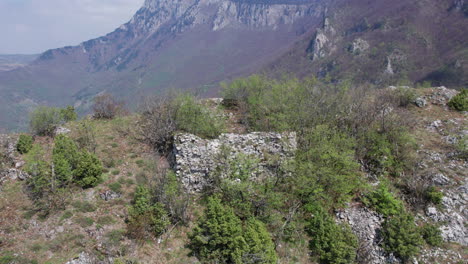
top-left (172, 132), bottom-right (297, 192)
top-left (426, 178), bottom-right (468, 246)
top-left (337, 207), bottom-right (397, 264)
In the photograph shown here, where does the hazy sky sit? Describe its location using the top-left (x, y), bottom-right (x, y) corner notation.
top-left (0, 0), bottom-right (145, 54)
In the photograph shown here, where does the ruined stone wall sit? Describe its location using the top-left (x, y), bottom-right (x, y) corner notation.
top-left (172, 132), bottom-right (296, 192)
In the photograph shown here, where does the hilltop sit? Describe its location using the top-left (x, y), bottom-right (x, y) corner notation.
top-left (0, 0), bottom-right (467, 131)
top-left (0, 81), bottom-right (466, 263)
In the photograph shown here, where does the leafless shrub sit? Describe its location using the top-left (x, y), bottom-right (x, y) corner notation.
top-left (92, 93), bottom-right (125, 119)
top-left (137, 95), bottom-right (177, 154)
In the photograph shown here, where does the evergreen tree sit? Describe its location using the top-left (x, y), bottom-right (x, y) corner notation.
top-left (188, 197), bottom-right (247, 264)
top-left (16, 134), bottom-right (34, 154)
top-left (74, 151), bottom-right (102, 188)
top-left (52, 134), bottom-right (79, 169)
top-left (127, 185), bottom-right (170, 238)
top-left (382, 213), bottom-right (422, 262)
top-left (306, 205), bottom-right (358, 264)
top-left (242, 218), bottom-right (277, 264)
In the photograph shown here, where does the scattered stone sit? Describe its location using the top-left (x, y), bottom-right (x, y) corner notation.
top-left (432, 173), bottom-right (453, 186)
top-left (426, 178), bottom-right (468, 246)
top-left (419, 248), bottom-right (465, 264)
top-left (65, 252), bottom-right (98, 264)
top-left (414, 97), bottom-right (427, 108)
top-left (0, 169), bottom-right (29, 184)
top-left (173, 132), bottom-right (297, 192)
top-left (428, 87), bottom-right (458, 106)
top-left (54, 126), bottom-right (71, 136)
top-left (100, 190), bottom-right (121, 201)
top-left (337, 207), bottom-right (398, 264)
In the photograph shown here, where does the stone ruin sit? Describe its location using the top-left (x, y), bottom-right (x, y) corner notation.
top-left (172, 132), bottom-right (297, 192)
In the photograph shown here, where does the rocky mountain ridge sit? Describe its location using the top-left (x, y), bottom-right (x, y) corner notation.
top-left (0, 0), bottom-right (467, 133)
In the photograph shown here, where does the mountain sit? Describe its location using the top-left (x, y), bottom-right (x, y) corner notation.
top-left (267, 0), bottom-right (468, 87)
top-left (0, 0), bottom-right (467, 132)
top-left (0, 54), bottom-right (38, 72)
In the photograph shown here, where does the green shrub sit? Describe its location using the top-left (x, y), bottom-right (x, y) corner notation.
top-left (393, 87), bottom-right (417, 107)
top-left (111, 170), bottom-right (120, 176)
top-left (109, 182), bottom-right (122, 193)
top-left (105, 229), bottom-right (126, 247)
top-left (127, 186), bottom-right (170, 239)
top-left (188, 197), bottom-right (247, 264)
top-left (53, 134), bottom-right (79, 167)
top-left (75, 216), bottom-right (94, 228)
top-left (135, 159), bottom-right (144, 167)
top-left (448, 89), bottom-right (467, 111)
top-left (455, 134), bottom-right (467, 160)
top-left (52, 135), bottom-right (80, 187)
top-left (24, 144), bottom-right (51, 199)
top-left (0, 252), bottom-right (37, 264)
top-left (60, 106), bottom-right (78, 122)
top-left (60, 210), bottom-right (73, 221)
top-left (29, 106), bottom-right (64, 136)
top-left (363, 184), bottom-right (404, 217)
top-left (97, 216), bottom-right (116, 226)
top-left (420, 224), bottom-right (443, 247)
top-left (174, 94), bottom-right (225, 139)
top-left (74, 151), bottom-right (103, 188)
top-left (425, 186), bottom-right (443, 205)
top-left (305, 205), bottom-right (358, 264)
top-left (296, 125), bottom-right (362, 208)
top-left (72, 201), bottom-right (96, 213)
top-left (382, 213), bottom-right (423, 262)
top-left (242, 218), bottom-right (278, 263)
top-left (188, 197), bottom-right (278, 264)
top-left (16, 134), bottom-right (34, 154)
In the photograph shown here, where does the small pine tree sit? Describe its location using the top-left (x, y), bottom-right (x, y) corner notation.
top-left (242, 218), bottom-right (278, 264)
top-left (53, 134), bottom-right (79, 169)
top-left (447, 89), bottom-right (467, 111)
top-left (188, 197), bottom-right (247, 264)
top-left (16, 134), bottom-right (34, 154)
top-left (74, 151), bottom-right (103, 188)
top-left (24, 144), bottom-right (51, 199)
top-left (420, 224), bottom-right (443, 247)
top-left (382, 213), bottom-right (423, 262)
top-left (127, 186), bottom-right (170, 238)
top-left (306, 205), bottom-right (358, 264)
top-left (53, 154), bottom-right (73, 187)
top-left (364, 183), bottom-right (404, 217)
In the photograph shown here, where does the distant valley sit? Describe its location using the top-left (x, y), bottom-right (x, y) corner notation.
top-left (0, 54), bottom-right (37, 72)
top-left (0, 0), bottom-right (466, 132)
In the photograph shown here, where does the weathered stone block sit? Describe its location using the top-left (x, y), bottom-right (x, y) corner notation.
top-left (172, 132), bottom-right (296, 192)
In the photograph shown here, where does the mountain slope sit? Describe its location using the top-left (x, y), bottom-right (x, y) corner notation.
top-left (0, 0), bottom-right (467, 132)
top-left (0, 54), bottom-right (38, 72)
top-left (0, 0), bottom-right (325, 132)
top-left (267, 0), bottom-right (468, 87)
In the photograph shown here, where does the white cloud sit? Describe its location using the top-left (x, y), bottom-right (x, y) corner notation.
top-left (0, 0), bottom-right (145, 54)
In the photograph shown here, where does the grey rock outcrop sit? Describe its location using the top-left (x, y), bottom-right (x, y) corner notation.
top-left (337, 207), bottom-right (398, 264)
top-left (65, 252), bottom-right (98, 264)
top-left (308, 15), bottom-right (336, 61)
top-left (426, 178), bottom-right (468, 246)
top-left (350, 38), bottom-right (370, 55)
top-left (99, 190), bottom-right (122, 201)
top-left (414, 97), bottom-right (427, 108)
top-left (173, 132), bottom-right (296, 192)
top-left (136, 0), bottom-right (320, 34)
